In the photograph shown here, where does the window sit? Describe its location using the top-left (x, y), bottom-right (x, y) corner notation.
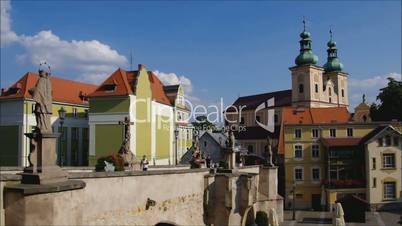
top-left (204, 141), bottom-right (207, 147)
top-left (385, 136), bottom-right (391, 146)
top-left (84, 109), bottom-right (89, 118)
top-left (383, 182), bottom-right (396, 200)
top-left (372, 158), bottom-right (376, 170)
top-left (347, 128), bottom-right (353, 137)
top-left (383, 154), bottom-right (395, 168)
top-left (312, 129), bottom-right (319, 138)
top-left (329, 97), bottom-right (332, 103)
top-left (378, 138), bottom-right (383, 147)
top-left (329, 87), bottom-right (332, 96)
top-left (31, 103), bottom-right (36, 113)
top-left (373, 177), bottom-right (376, 188)
top-left (294, 145), bottom-right (303, 159)
top-left (274, 114), bottom-right (279, 123)
top-left (330, 129), bottom-right (336, 138)
top-left (294, 168), bottom-right (303, 181)
top-left (393, 137), bottom-right (399, 146)
top-left (315, 84), bottom-right (319, 93)
top-left (312, 168), bottom-right (320, 181)
top-left (73, 108), bottom-right (77, 118)
top-left (256, 115), bottom-right (261, 123)
top-left (312, 145), bottom-right (320, 158)
top-left (298, 84), bottom-right (304, 93)
top-left (240, 117), bottom-right (245, 125)
top-left (295, 129), bottom-right (302, 139)
top-left (341, 89), bottom-right (345, 97)
top-left (247, 145), bottom-right (254, 153)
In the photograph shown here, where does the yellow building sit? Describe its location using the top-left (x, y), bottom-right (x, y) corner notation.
top-left (279, 106), bottom-right (402, 210)
top-left (0, 71), bottom-right (97, 166)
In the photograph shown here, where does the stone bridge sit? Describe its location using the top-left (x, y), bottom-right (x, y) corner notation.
top-left (1, 166), bottom-right (283, 226)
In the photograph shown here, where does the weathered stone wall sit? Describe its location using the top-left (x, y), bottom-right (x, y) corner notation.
top-left (4, 169), bottom-right (210, 226)
top-left (3, 166), bottom-right (283, 226)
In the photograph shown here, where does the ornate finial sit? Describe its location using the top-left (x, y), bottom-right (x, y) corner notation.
top-left (329, 27), bottom-right (333, 41)
top-left (302, 17), bottom-right (306, 31)
top-left (363, 94), bottom-right (366, 103)
top-left (39, 62), bottom-right (51, 75)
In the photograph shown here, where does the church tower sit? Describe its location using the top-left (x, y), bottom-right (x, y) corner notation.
top-left (322, 30), bottom-right (349, 107)
top-left (290, 20), bottom-right (329, 108)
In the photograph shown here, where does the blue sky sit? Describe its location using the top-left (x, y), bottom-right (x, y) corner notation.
top-left (1, 0), bottom-right (401, 109)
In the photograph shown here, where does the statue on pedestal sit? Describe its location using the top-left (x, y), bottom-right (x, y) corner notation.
top-left (21, 63), bottom-right (68, 184)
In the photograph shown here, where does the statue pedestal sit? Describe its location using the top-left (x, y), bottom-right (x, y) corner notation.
top-left (21, 133), bottom-right (68, 184)
top-left (223, 148), bottom-right (236, 170)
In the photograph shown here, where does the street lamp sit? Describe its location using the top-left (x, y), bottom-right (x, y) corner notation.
top-left (174, 128), bottom-right (179, 165)
top-left (58, 107), bottom-right (66, 166)
top-left (292, 180), bottom-right (296, 220)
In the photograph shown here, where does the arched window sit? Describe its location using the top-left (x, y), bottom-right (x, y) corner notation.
top-left (298, 84), bottom-right (304, 93)
top-left (329, 87), bottom-right (332, 96)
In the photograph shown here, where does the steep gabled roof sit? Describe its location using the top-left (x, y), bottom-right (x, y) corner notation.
top-left (88, 67), bottom-right (172, 106)
top-left (360, 125), bottom-right (402, 145)
top-left (227, 89), bottom-right (292, 112)
top-left (282, 107), bottom-right (351, 125)
top-left (0, 72), bottom-right (97, 105)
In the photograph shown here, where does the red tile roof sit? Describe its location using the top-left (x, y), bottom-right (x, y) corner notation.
top-left (282, 107), bottom-right (352, 125)
top-left (89, 67), bottom-right (172, 106)
top-left (0, 72), bottom-right (97, 105)
top-left (321, 137), bottom-right (362, 147)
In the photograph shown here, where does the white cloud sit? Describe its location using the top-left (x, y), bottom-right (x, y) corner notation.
top-left (349, 72), bottom-right (401, 108)
top-left (1, 0), bottom-right (127, 84)
top-left (0, 0), bottom-right (18, 46)
top-left (153, 70), bottom-right (200, 103)
top-left (153, 70), bottom-right (193, 93)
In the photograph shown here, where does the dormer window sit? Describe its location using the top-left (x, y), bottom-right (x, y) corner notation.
top-left (104, 84), bottom-right (116, 92)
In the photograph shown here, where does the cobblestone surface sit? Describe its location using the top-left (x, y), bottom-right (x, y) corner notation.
top-left (280, 210), bottom-right (402, 226)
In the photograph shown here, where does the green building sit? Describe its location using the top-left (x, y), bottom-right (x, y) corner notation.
top-left (88, 64), bottom-right (193, 166)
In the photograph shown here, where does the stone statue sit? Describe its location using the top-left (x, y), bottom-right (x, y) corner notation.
top-left (362, 94), bottom-right (366, 104)
top-left (118, 117), bottom-right (139, 170)
top-left (266, 136), bottom-right (274, 167)
top-left (28, 70), bottom-right (53, 134)
top-left (225, 129), bottom-right (235, 150)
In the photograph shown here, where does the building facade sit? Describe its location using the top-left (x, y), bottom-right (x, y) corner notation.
top-left (88, 64), bottom-right (193, 166)
top-left (0, 72), bottom-right (97, 166)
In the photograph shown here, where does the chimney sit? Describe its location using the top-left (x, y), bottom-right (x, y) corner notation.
top-left (138, 64), bottom-right (145, 70)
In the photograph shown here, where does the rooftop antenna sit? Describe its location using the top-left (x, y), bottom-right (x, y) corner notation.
top-left (129, 50), bottom-right (133, 71)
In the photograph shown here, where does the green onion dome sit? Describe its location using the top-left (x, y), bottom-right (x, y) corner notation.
top-left (295, 30), bottom-right (319, 66)
top-left (323, 31), bottom-right (344, 72)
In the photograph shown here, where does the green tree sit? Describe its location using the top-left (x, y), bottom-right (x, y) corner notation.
top-left (370, 77), bottom-right (402, 121)
top-left (192, 115), bottom-right (217, 132)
